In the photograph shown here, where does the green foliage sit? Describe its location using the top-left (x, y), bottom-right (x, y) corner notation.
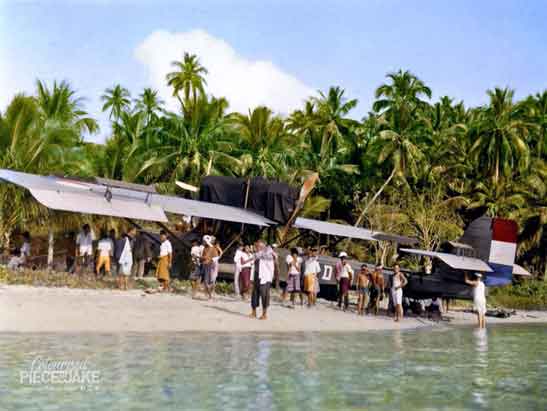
top-left (0, 60), bottom-right (546, 276)
top-left (489, 281), bottom-right (547, 310)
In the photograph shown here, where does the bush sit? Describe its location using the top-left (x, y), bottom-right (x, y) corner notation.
top-left (489, 280), bottom-right (547, 310)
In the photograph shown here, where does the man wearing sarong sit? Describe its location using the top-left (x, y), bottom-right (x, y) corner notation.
top-left (337, 254), bottom-right (354, 311)
top-left (156, 230), bottom-right (172, 292)
top-left (249, 240), bottom-right (277, 320)
top-left (285, 248), bottom-right (303, 306)
top-left (303, 248), bottom-right (321, 307)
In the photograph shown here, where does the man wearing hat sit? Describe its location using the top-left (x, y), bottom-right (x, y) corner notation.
top-left (465, 272), bottom-right (487, 328)
top-left (336, 252), bottom-right (354, 311)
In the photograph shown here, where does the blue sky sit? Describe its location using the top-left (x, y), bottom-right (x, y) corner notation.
top-left (1, 0), bottom-right (546, 143)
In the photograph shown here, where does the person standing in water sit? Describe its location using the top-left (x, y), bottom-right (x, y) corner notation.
top-left (465, 272), bottom-right (487, 328)
top-left (391, 264), bottom-right (408, 322)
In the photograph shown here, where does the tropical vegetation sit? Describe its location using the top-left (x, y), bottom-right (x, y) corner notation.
top-left (0, 55), bottom-right (545, 277)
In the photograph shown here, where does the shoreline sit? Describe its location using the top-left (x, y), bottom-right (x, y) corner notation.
top-left (2, 284), bottom-right (546, 333)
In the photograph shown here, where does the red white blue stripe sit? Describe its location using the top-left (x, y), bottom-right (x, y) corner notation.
top-left (486, 218), bottom-right (518, 286)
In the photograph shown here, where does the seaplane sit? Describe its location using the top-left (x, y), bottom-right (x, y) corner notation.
top-left (0, 168), bottom-right (531, 301)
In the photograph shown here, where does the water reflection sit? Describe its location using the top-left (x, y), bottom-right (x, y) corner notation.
top-left (472, 328), bottom-right (490, 408)
top-left (1, 326), bottom-right (546, 411)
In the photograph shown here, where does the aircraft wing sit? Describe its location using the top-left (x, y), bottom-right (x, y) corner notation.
top-left (294, 217), bottom-right (377, 241)
top-left (0, 169), bottom-right (274, 227)
top-left (400, 248), bottom-right (493, 272)
top-left (153, 195), bottom-right (275, 227)
top-left (371, 233), bottom-right (419, 245)
top-left (0, 169), bottom-right (168, 222)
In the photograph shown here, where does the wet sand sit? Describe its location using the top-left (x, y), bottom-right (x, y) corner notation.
top-left (1, 285), bottom-right (546, 333)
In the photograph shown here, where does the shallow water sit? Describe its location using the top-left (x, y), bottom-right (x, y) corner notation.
top-left (1, 325), bottom-right (546, 410)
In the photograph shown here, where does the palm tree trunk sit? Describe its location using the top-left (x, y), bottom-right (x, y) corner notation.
top-left (354, 168), bottom-right (396, 227)
top-left (494, 152), bottom-right (499, 184)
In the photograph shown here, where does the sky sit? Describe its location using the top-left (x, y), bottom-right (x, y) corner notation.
top-left (1, 0), bottom-right (546, 143)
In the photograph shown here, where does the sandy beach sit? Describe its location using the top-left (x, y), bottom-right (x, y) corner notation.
top-left (1, 284), bottom-right (546, 333)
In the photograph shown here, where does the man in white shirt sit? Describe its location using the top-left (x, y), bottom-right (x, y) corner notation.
top-left (233, 243), bottom-right (244, 296)
top-left (337, 253), bottom-right (354, 311)
top-left (95, 231), bottom-right (113, 277)
top-left (76, 224), bottom-right (95, 272)
top-left (285, 248), bottom-right (303, 306)
top-left (249, 240), bottom-right (277, 320)
top-left (189, 239), bottom-right (204, 298)
top-left (156, 230), bottom-right (173, 292)
top-left (303, 248), bottom-right (321, 307)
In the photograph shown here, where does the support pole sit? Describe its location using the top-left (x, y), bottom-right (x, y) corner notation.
top-left (47, 230), bottom-right (54, 270)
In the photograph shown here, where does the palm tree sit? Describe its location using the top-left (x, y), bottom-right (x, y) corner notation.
top-left (288, 89), bottom-right (360, 206)
top-left (101, 84), bottom-right (131, 120)
top-left (523, 91), bottom-right (547, 159)
top-left (135, 88), bottom-right (164, 124)
top-left (166, 52), bottom-right (208, 109)
top-left (0, 93), bottom-right (87, 247)
top-left (469, 87), bottom-right (531, 184)
top-left (355, 73), bottom-right (432, 226)
top-left (373, 69), bottom-right (432, 130)
top-left (35, 79), bottom-right (99, 135)
top-left (230, 106), bottom-right (297, 179)
top-left (135, 95), bottom-right (232, 187)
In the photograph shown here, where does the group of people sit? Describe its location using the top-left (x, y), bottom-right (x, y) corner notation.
top-left (5, 225), bottom-right (488, 326)
top-left (282, 246), bottom-right (322, 307)
top-left (190, 237), bottom-right (276, 319)
top-left (189, 235), bottom-right (223, 299)
top-left (335, 255), bottom-right (408, 321)
top-left (70, 224), bottom-right (172, 291)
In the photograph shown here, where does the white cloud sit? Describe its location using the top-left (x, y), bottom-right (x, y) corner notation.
top-left (134, 29), bottom-right (314, 115)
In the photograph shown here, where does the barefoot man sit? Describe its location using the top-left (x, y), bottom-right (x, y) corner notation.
top-left (465, 272), bottom-right (487, 328)
top-left (392, 264), bottom-right (408, 322)
top-left (356, 265), bottom-right (371, 315)
top-left (249, 240), bottom-right (277, 320)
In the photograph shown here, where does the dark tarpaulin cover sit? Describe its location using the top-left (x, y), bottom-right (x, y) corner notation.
top-left (199, 176), bottom-right (299, 224)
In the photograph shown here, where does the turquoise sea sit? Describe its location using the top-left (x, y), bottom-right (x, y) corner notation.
top-left (1, 325), bottom-right (546, 410)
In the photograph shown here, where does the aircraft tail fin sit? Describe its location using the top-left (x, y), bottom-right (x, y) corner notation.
top-left (487, 218), bottom-right (518, 286)
top-left (458, 216), bottom-right (518, 286)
